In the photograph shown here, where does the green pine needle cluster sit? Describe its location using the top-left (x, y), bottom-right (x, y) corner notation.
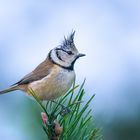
top-left (29, 80), bottom-right (102, 140)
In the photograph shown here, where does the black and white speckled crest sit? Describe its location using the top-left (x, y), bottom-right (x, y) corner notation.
top-left (61, 31), bottom-right (76, 50)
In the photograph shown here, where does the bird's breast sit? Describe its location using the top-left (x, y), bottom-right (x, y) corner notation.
top-left (28, 65), bottom-right (75, 100)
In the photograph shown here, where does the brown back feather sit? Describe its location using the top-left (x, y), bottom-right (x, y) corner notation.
top-left (14, 58), bottom-right (54, 85)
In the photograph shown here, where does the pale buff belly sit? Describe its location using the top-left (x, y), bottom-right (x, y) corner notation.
top-left (28, 68), bottom-right (75, 100)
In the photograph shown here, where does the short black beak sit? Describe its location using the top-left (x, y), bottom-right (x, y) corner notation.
top-left (77, 53), bottom-right (86, 58)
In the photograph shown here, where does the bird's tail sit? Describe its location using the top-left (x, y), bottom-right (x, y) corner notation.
top-left (0, 86), bottom-right (18, 94)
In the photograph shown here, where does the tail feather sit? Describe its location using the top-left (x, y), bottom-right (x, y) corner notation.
top-left (0, 86), bottom-right (18, 94)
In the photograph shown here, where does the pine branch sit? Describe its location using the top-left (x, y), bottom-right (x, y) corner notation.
top-left (28, 81), bottom-right (101, 140)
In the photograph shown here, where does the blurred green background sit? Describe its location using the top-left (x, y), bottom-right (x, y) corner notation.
top-left (0, 0), bottom-right (140, 140)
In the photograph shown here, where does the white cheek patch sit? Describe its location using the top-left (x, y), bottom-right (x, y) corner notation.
top-left (51, 49), bottom-right (71, 67)
top-left (51, 49), bottom-right (58, 61)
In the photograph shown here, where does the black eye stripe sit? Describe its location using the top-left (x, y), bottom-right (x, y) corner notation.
top-left (67, 51), bottom-right (73, 55)
top-left (56, 48), bottom-right (68, 53)
top-left (56, 48), bottom-right (73, 55)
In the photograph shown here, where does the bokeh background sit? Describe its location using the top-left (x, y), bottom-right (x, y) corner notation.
top-left (0, 0), bottom-right (140, 140)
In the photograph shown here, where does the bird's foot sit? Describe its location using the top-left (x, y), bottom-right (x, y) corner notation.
top-left (51, 100), bottom-right (71, 116)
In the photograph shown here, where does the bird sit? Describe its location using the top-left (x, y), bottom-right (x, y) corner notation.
top-left (0, 31), bottom-right (85, 100)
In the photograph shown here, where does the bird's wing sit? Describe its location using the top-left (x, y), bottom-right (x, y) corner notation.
top-left (13, 59), bottom-right (54, 85)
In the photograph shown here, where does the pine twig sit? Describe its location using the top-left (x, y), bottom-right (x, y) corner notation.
top-left (29, 81), bottom-right (101, 140)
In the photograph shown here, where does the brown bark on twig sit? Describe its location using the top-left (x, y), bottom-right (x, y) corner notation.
top-left (50, 121), bottom-right (63, 140)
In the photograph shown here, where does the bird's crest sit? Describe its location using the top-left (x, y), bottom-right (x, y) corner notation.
top-left (61, 31), bottom-right (75, 50)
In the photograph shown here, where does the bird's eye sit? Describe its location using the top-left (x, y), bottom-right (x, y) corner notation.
top-left (67, 51), bottom-right (73, 55)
